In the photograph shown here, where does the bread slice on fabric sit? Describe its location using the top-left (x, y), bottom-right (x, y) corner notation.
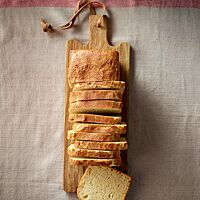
top-left (67, 130), bottom-right (121, 142)
top-left (77, 166), bottom-right (131, 200)
top-left (68, 50), bottom-right (120, 87)
top-left (68, 144), bottom-right (120, 159)
top-left (72, 81), bottom-right (125, 92)
top-left (69, 113), bottom-right (122, 124)
top-left (74, 137), bottom-right (128, 151)
top-left (69, 157), bottom-right (121, 167)
top-left (70, 90), bottom-right (123, 102)
top-left (72, 123), bottom-right (126, 134)
top-left (69, 100), bottom-right (122, 114)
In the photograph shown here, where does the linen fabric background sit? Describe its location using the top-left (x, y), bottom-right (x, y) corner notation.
top-left (0, 1), bottom-right (200, 200)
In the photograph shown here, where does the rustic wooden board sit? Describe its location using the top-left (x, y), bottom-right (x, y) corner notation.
top-left (63, 14), bottom-right (130, 193)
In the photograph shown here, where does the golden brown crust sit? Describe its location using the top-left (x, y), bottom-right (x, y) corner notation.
top-left (68, 50), bottom-right (120, 87)
top-left (69, 100), bottom-right (123, 114)
top-left (67, 130), bottom-right (121, 142)
top-left (70, 90), bottom-right (123, 102)
top-left (68, 144), bottom-right (121, 159)
top-left (68, 113), bottom-right (122, 124)
top-left (74, 138), bottom-right (128, 151)
top-left (69, 157), bottom-right (121, 167)
top-left (72, 123), bottom-right (127, 134)
top-left (72, 81), bottom-right (125, 91)
top-left (70, 100), bottom-right (122, 109)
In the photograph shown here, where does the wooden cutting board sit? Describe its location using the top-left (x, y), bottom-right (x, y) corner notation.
top-left (63, 14), bottom-right (130, 193)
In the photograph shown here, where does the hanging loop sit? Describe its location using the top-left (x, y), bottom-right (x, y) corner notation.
top-left (40, 0), bottom-right (106, 33)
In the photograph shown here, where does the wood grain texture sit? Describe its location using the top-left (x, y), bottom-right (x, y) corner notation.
top-left (63, 15), bottom-right (130, 192)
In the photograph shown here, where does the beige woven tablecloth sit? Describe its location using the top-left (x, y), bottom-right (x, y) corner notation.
top-left (0, 7), bottom-right (200, 200)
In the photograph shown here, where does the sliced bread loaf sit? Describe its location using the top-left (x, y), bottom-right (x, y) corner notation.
top-left (70, 90), bottom-right (123, 102)
top-left (74, 137), bottom-right (128, 151)
top-left (69, 100), bottom-right (122, 114)
top-left (73, 81), bottom-right (125, 91)
top-left (68, 130), bottom-right (121, 142)
top-left (68, 50), bottom-right (120, 87)
top-left (69, 113), bottom-right (122, 124)
top-left (77, 166), bottom-right (131, 200)
top-left (72, 123), bottom-right (126, 134)
top-left (69, 157), bottom-right (121, 167)
top-left (68, 144), bottom-right (120, 159)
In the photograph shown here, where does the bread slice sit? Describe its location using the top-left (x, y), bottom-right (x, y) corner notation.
top-left (67, 130), bottom-right (121, 142)
top-left (72, 123), bottom-right (127, 134)
top-left (69, 157), bottom-right (121, 167)
top-left (69, 113), bottom-right (122, 124)
top-left (70, 90), bottom-right (123, 102)
top-left (68, 144), bottom-right (120, 159)
top-left (69, 100), bottom-right (122, 114)
top-left (68, 50), bottom-right (120, 87)
top-left (73, 81), bottom-right (125, 92)
top-left (74, 137), bottom-right (128, 150)
top-left (77, 166), bottom-right (131, 200)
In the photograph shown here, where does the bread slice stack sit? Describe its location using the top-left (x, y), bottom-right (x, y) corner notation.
top-left (67, 50), bottom-right (128, 167)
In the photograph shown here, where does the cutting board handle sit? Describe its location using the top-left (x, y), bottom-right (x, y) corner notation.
top-left (89, 15), bottom-right (109, 48)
